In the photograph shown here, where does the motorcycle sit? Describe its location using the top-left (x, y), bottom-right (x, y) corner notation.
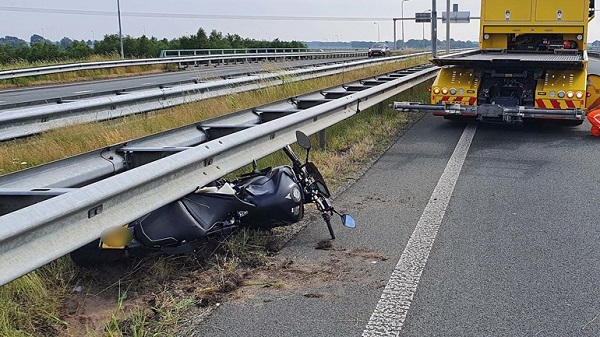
top-left (71, 131), bottom-right (355, 265)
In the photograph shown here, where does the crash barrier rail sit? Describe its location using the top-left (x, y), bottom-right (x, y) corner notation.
top-left (0, 51), bottom-right (436, 141)
top-left (159, 48), bottom-right (317, 57)
top-left (589, 47), bottom-right (600, 57)
top-left (0, 50), bottom-right (366, 81)
top-left (0, 61), bottom-right (443, 286)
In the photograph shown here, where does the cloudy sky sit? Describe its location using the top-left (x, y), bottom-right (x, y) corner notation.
top-left (0, 0), bottom-right (599, 43)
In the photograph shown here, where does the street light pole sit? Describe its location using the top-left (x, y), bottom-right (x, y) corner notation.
top-left (117, 0), bottom-right (124, 59)
top-left (422, 9), bottom-right (431, 49)
top-left (374, 22), bottom-right (380, 42)
top-left (446, 0), bottom-right (450, 53)
top-left (432, 0), bottom-right (437, 57)
top-left (401, 0), bottom-right (411, 48)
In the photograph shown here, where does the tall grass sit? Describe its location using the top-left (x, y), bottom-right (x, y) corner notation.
top-left (0, 259), bottom-right (76, 337)
top-left (0, 60), bottom-right (431, 336)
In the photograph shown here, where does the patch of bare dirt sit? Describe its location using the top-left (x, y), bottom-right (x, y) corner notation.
top-left (229, 242), bottom-right (390, 303)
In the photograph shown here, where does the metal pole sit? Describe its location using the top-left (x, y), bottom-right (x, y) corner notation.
top-left (117, 0), bottom-right (124, 59)
top-left (393, 19), bottom-right (397, 49)
top-left (432, 0), bottom-right (437, 57)
top-left (374, 22), bottom-right (380, 42)
top-left (401, 0), bottom-right (411, 49)
top-left (446, 0), bottom-right (450, 53)
top-left (401, 2), bottom-right (405, 48)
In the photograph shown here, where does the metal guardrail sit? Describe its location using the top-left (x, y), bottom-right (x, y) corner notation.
top-left (0, 63), bottom-right (440, 286)
top-left (0, 52), bottom-right (430, 141)
top-left (0, 50), bottom-right (366, 80)
top-left (159, 48), bottom-right (319, 57)
top-left (589, 47), bottom-right (600, 57)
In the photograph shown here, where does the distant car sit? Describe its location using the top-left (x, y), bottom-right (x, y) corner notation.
top-left (368, 43), bottom-right (391, 57)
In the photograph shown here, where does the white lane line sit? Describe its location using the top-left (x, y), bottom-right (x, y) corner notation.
top-left (73, 90), bottom-right (92, 94)
top-left (0, 101), bottom-right (5, 103)
top-left (362, 124), bottom-right (478, 337)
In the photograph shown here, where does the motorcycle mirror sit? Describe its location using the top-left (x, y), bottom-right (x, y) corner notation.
top-left (341, 214), bottom-right (356, 229)
top-left (296, 131), bottom-right (311, 150)
top-left (100, 226), bottom-right (133, 247)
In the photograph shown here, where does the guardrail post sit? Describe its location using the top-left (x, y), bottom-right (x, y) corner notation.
top-left (376, 101), bottom-right (385, 114)
top-left (319, 129), bottom-right (327, 150)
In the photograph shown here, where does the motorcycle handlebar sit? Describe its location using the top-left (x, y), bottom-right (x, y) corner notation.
top-left (283, 145), bottom-right (303, 169)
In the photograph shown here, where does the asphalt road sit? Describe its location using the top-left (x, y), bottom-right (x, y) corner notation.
top-left (0, 56), bottom-right (366, 107)
top-left (190, 58), bottom-right (600, 336)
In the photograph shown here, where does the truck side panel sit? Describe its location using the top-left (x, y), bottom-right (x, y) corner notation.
top-left (483, 0), bottom-right (532, 22)
top-left (535, 1), bottom-right (586, 22)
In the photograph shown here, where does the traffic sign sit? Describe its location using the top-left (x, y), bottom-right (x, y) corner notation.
top-left (442, 11), bottom-right (470, 23)
top-left (415, 12), bottom-right (432, 23)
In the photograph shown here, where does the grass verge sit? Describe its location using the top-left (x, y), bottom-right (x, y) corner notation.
top-left (0, 54), bottom-right (181, 89)
top-left (0, 61), bottom-right (432, 336)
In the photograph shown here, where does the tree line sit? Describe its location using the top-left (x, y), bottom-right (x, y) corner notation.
top-left (0, 28), bottom-right (307, 65)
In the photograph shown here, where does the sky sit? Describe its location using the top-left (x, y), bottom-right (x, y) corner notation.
top-left (0, 0), bottom-right (599, 44)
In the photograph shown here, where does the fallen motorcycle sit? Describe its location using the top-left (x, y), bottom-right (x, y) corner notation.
top-left (71, 131), bottom-right (355, 265)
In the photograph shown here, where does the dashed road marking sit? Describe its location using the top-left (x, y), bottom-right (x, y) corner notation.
top-left (362, 124), bottom-right (478, 337)
top-left (73, 90), bottom-right (92, 94)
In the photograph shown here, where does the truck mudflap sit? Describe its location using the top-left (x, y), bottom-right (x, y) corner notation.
top-left (390, 102), bottom-right (585, 123)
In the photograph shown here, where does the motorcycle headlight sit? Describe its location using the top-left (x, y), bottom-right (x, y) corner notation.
top-left (291, 186), bottom-right (302, 202)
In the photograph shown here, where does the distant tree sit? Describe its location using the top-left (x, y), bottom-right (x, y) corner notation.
top-left (65, 40), bottom-right (93, 59)
top-left (30, 34), bottom-right (52, 45)
top-left (93, 34), bottom-right (121, 55)
top-left (0, 44), bottom-right (16, 63)
top-left (59, 37), bottom-right (73, 50)
top-left (0, 36), bottom-right (27, 48)
top-left (134, 35), bottom-right (149, 57)
top-left (193, 28), bottom-right (209, 48)
top-left (27, 43), bottom-right (61, 62)
top-left (208, 29), bottom-right (230, 49)
top-left (226, 33), bottom-right (244, 49)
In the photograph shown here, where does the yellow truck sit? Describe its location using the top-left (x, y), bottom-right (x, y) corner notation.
top-left (395, 0), bottom-right (599, 124)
